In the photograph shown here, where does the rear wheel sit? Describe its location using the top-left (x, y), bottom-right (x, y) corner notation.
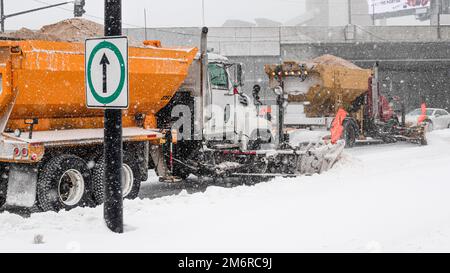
top-left (37, 154), bottom-right (93, 212)
top-left (343, 121), bottom-right (357, 148)
top-left (91, 156), bottom-right (141, 205)
top-left (0, 167), bottom-right (6, 208)
top-left (0, 183), bottom-right (6, 208)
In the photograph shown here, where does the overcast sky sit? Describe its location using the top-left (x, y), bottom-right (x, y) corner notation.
top-left (2, 0), bottom-right (306, 30)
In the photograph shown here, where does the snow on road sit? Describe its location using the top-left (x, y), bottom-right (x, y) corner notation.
top-left (1, 130), bottom-right (450, 252)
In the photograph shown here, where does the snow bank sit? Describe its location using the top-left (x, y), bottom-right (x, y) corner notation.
top-left (1, 130), bottom-right (450, 252)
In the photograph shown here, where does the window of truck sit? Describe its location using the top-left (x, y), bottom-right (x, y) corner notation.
top-left (208, 63), bottom-right (229, 90)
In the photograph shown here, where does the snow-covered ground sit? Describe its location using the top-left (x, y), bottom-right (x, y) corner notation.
top-left (1, 130), bottom-right (450, 252)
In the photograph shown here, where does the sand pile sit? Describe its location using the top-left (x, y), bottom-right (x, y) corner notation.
top-left (1, 18), bottom-right (103, 42)
top-left (39, 18), bottom-right (104, 42)
top-left (1, 18), bottom-right (144, 46)
top-left (311, 54), bottom-right (362, 70)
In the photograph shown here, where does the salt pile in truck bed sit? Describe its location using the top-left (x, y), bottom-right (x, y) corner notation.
top-left (0, 18), bottom-right (142, 46)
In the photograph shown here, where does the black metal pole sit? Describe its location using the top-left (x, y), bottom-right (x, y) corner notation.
top-left (401, 101), bottom-right (406, 127)
top-left (104, 0), bottom-right (123, 234)
top-left (1, 0), bottom-right (4, 33)
top-left (277, 95), bottom-right (284, 144)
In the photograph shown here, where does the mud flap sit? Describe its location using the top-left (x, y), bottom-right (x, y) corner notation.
top-left (5, 164), bottom-right (38, 208)
top-left (149, 145), bottom-right (170, 178)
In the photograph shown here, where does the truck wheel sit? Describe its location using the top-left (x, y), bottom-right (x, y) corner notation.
top-left (0, 183), bottom-right (6, 208)
top-left (343, 121), bottom-right (356, 148)
top-left (37, 154), bottom-right (93, 212)
top-left (0, 168), bottom-right (7, 208)
top-left (91, 156), bottom-right (141, 205)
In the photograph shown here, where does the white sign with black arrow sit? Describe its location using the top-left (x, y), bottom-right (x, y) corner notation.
top-left (85, 36), bottom-right (129, 109)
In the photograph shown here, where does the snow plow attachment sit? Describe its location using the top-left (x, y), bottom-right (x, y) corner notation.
top-left (169, 140), bottom-right (346, 180)
top-left (265, 140), bottom-right (346, 176)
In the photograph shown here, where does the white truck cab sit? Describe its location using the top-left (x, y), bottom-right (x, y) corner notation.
top-left (204, 53), bottom-right (273, 150)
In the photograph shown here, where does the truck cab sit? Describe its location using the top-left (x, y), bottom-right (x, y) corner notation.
top-left (204, 53), bottom-right (273, 150)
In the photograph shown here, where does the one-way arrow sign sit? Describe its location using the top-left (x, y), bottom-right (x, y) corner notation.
top-left (85, 36), bottom-right (128, 109)
top-left (100, 53), bottom-right (110, 94)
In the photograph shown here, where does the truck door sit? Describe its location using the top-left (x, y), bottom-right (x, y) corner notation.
top-left (206, 63), bottom-right (235, 140)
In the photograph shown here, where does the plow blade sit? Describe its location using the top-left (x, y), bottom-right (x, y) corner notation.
top-left (266, 140), bottom-right (346, 176)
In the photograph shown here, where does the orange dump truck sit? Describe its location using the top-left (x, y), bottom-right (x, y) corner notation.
top-left (0, 39), bottom-right (197, 211)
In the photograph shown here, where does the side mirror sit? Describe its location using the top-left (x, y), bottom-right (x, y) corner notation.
top-left (252, 84), bottom-right (261, 96)
top-left (273, 86), bottom-right (283, 96)
top-left (252, 84), bottom-right (262, 105)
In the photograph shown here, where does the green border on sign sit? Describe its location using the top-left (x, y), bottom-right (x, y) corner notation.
top-left (87, 41), bottom-right (126, 104)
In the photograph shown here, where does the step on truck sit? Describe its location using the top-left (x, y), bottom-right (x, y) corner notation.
top-left (0, 28), bottom-right (344, 213)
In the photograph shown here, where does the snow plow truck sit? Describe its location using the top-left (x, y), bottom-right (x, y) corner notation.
top-left (264, 56), bottom-right (427, 148)
top-left (0, 28), bottom-right (344, 212)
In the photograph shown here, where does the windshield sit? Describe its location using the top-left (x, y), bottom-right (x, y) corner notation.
top-left (408, 109), bottom-right (434, 116)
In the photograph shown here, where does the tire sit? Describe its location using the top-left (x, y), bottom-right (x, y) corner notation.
top-left (37, 154), bottom-right (93, 212)
top-left (0, 183), bottom-right (6, 208)
top-left (0, 167), bottom-right (6, 208)
top-left (91, 156), bottom-right (141, 205)
top-left (342, 120), bottom-right (357, 148)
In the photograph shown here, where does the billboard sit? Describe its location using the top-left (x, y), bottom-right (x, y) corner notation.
top-left (367, 0), bottom-right (430, 15)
